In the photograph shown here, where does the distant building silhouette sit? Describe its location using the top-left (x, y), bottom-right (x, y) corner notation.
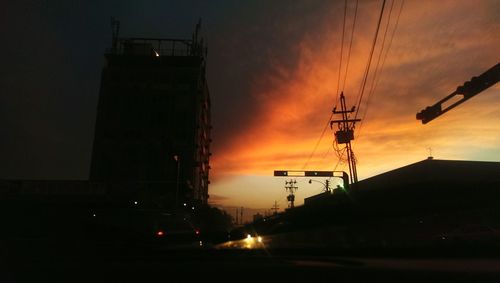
top-left (247, 159), bottom-right (500, 249)
top-left (253, 213), bottom-right (264, 222)
top-left (89, 24), bottom-right (211, 208)
top-left (0, 24), bottom-right (214, 248)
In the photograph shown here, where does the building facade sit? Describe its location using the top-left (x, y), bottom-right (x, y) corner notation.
top-left (90, 27), bottom-right (211, 208)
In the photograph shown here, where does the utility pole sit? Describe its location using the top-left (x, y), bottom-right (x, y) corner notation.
top-left (235, 208), bottom-right (238, 225)
top-left (330, 92), bottom-right (361, 184)
top-left (173, 155), bottom-right (180, 210)
top-left (240, 207), bottom-right (243, 225)
top-left (285, 179), bottom-right (298, 208)
top-left (271, 201), bottom-right (279, 215)
top-left (308, 178), bottom-right (331, 192)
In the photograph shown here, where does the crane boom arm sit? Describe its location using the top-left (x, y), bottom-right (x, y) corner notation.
top-left (416, 62), bottom-right (500, 124)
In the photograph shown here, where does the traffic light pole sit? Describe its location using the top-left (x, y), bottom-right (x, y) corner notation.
top-left (274, 170), bottom-right (350, 190)
top-left (417, 62), bottom-right (500, 124)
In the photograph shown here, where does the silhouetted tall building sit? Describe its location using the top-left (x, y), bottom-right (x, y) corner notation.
top-left (90, 24), bottom-right (211, 207)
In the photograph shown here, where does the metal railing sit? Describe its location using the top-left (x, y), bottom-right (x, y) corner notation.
top-left (107, 37), bottom-right (205, 57)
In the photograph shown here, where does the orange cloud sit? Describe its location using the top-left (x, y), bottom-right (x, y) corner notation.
top-left (210, 1), bottom-right (500, 208)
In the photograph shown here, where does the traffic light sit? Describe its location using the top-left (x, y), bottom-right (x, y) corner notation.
top-left (274, 170), bottom-right (335, 177)
top-left (417, 62), bottom-right (499, 124)
top-left (416, 104), bottom-right (442, 124)
top-left (456, 76), bottom-right (483, 97)
top-left (304, 171), bottom-right (334, 177)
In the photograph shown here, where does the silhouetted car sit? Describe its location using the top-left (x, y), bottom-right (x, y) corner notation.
top-left (149, 213), bottom-right (202, 247)
top-left (84, 209), bottom-right (203, 248)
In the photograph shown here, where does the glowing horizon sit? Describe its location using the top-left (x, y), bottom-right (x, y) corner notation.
top-left (208, 1), bottom-right (500, 210)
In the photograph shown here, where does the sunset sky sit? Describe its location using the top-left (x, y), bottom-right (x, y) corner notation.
top-left (1, 1), bottom-right (499, 216)
top-left (208, 0), bottom-right (500, 211)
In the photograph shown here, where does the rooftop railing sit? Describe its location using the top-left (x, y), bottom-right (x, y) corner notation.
top-left (107, 37), bottom-right (205, 58)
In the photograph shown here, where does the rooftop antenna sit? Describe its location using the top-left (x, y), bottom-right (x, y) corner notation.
top-left (111, 17), bottom-right (120, 53)
top-left (191, 18), bottom-right (202, 56)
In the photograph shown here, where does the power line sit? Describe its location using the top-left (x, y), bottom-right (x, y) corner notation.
top-left (331, 0), bottom-right (359, 175)
top-left (341, 0), bottom-right (359, 93)
top-left (302, 112), bottom-right (333, 169)
top-left (358, 0), bottom-right (405, 137)
top-left (358, 0), bottom-right (395, 124)
top-left (302, 0), bottom-right (349, 170)
top-left (320, 141), bottom-right (333, 160)
top-left (331, 0), bottom-right (386, 184)
top-left (335, 0), bottom-right (348, 105)
top-left (333, 148), bottom-right (346, 172)
top-left (354, 0), bottom-right (387, 120)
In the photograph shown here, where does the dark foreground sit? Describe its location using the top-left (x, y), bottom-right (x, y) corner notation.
top-left (3, 239), bottom-right (500, 283)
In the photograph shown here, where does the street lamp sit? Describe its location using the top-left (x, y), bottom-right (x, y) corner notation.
top-left (173, 155), bottom-right (180, 210)
top-left (308, 179), bottom-right (331, 192)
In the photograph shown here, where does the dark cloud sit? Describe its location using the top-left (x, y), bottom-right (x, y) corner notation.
top-left (207, 1), bottom-right (341, 151)
top-left (0, 1), bottom-right (98, 178)
top-left (0, 0), bottom-right (340, 179)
